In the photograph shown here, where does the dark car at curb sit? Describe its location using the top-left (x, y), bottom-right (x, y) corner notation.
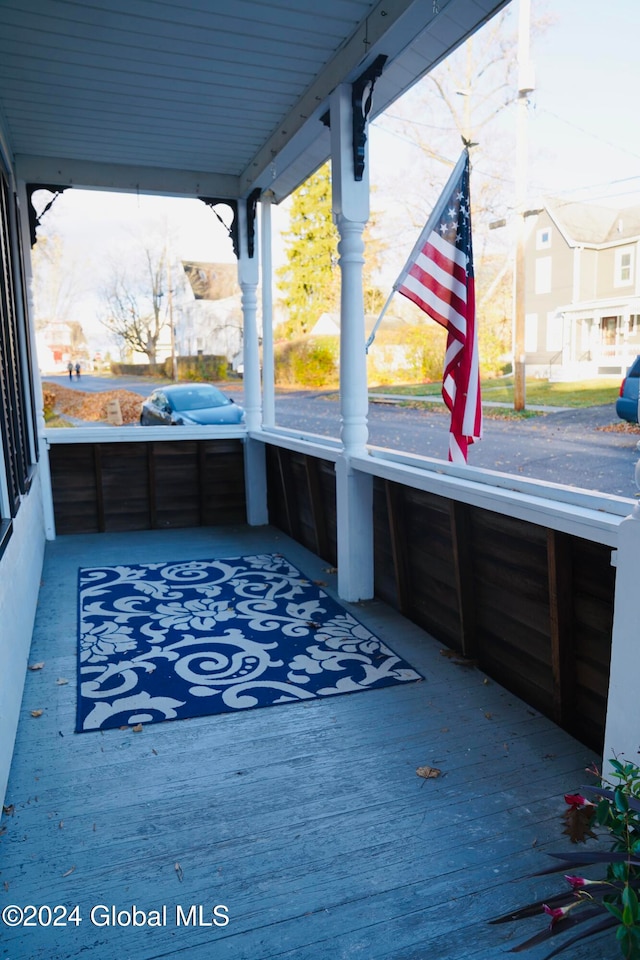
top-left (616, 356), bottom-right (640, 424)
top-left (140, 383), bottom-right (245, 426)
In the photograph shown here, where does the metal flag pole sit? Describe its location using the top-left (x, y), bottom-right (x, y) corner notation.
top-left (365, 289), bottom-right (395, 353)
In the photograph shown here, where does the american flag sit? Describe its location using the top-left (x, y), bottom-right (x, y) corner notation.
top-left (394, 149), bottom-right (482, 463)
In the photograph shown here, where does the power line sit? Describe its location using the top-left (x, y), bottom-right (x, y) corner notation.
top-left (535, 107), bottom-right (640, 163)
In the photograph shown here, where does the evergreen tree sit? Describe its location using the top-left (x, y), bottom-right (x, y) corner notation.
top-left (277, 164), bottom-right (339, 338)
top-left (277, 163), bottom-right (384, 339)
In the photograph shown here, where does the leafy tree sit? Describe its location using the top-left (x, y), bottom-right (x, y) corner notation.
top-left (101, 242), bottom-right (169, 364)
top-left (373, 9), bottom-right (550, 374)
top-left (277, 163), bottom-right (384, 339)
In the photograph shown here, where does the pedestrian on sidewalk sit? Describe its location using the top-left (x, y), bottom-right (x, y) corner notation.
top-left (75, 362), bottom-right (81, 380)
top-left (67, 361), bottom-right (73, 380)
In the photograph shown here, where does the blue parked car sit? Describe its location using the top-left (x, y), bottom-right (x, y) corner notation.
top-left (140, 383), bottom-right (245, 426)
top-left (616, 356), bottom-right (640, 423)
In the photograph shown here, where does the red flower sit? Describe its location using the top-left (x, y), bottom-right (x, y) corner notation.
top-left (543, 901), bottom-right (581, 928)
top-left (564, 793), bottom-right (592, 808)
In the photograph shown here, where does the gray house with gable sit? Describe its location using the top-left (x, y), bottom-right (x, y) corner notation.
top-left (524, 200), bottom-right (640, 379)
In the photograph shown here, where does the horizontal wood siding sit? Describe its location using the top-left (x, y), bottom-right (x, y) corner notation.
top-left (50, 443), bottom-right (100, 532)
top-left (100, 442), bottom-right (150, 531)
top-left (49, 439), bottom-right (245, 534)
top-left (200, 440), bottom-right (246, 525)
top-left (265, 446), bottom-right (337, 565)
top-left (374, 482), bottom-right (462, 647)
top-left (568, 536), bottom-right (614, 748)
top-left (471, 508), bottom-right (554, 717)
top-left (372, 478), bottom-right (614, 752)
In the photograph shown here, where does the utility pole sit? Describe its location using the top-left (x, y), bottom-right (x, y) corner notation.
top-left (167, 257), bottom-right (178, 381)
top-left (514, 0), bottom-right (534, 411)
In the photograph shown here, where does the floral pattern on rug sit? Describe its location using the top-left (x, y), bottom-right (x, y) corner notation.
top-left (77, 554), bottom-right (422, 731)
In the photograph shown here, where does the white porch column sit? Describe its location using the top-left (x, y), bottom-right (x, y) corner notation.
top-left (238, 198), bottom-right (268, 525)
top-left (603, 503), bottom-right (640, 763)
top-left (261, 193), bottom-right (275, 428)
top-left (331, 83), bottom-right (373, 601)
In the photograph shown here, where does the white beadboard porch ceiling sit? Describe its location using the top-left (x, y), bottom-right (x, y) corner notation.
top-left (0, 0), bottom-right (509, 201)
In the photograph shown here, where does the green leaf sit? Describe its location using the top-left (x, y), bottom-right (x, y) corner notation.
top-left (615, 788), bottom-right (630, 814)
top-left (603, 900), bottom-right (624, 921)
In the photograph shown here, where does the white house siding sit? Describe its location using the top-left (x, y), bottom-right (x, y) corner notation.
top-left (0, 472), bottom-right (45, 806)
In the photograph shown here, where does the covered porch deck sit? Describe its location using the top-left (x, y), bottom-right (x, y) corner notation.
top-left (1, 524), bottom-right (600, 960)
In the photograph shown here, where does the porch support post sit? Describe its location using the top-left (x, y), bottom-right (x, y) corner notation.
top-left (603, 506), bottom-right (640, 762)
top-left (331, 83), bottom-right (373, 601)
top-left (238, 197), bottom-right (267, 525)
top-left (261, 193), bottom-right (275, 428)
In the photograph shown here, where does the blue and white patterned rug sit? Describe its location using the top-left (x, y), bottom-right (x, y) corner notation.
top-left (77, 554), bottom-right (422, 732)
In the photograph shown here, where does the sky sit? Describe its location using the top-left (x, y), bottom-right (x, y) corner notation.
top-left (34, 0), bottom-right (640, 349)
top-left (525, 0), bottom-right (640, 206)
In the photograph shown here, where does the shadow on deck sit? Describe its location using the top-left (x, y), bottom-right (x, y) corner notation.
top-left (0, 526), bottom-right (605, 959)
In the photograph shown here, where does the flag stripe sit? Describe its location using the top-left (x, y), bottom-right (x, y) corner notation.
top-left (414, 240), bottom-right (468, 300)
top-left (399, 271), bottom-right (467, 335)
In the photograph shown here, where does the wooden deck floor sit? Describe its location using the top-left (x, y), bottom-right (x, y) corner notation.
top-left (0, 525), bottom-right (608, 960)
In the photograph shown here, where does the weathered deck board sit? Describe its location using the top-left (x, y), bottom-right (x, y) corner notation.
top-left (0, 526), bottom-right (607, 960)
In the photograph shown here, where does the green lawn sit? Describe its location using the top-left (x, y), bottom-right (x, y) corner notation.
top-left (369, 376), bottom-right (621, 408)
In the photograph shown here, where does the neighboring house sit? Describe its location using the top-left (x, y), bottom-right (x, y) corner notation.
top-left (180, 261), bottom-right (246, 362)
top-left (35, 319), bottom-right (88, 373)
top-left (525, 200), bottom-right (640, 379)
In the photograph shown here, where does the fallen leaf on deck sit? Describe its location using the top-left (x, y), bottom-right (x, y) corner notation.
top-left (30, 710), bottom-right (43, 718)
top-left (28, 662), bottom-right (45, 671)
top-left (484, 712), bottom-right (493, 720)
top-left (62, 866), bottom-right (76, 877)
top-left (439, 649), bottom-right (477, 666)
top-left (151, 748), bottom-right (158, 756)
top-left (56, 678), bottom-right (69, 685)
top-left (132, 724), bottom-right (143, 733)
top-left (313, 580), bottom-right (327, 586)
top-left (175, 862), bottom-right (184, 882)
top-left (324, 567), bottom-right (338, 574)
top-left (416, 765), bottom-right (442, 779)
top-left (59, 821), bottom-right (64, 829)
top-left (3, 880), bottom-right (8, 891)
top-left (2, 804), bottom-right (15, 816)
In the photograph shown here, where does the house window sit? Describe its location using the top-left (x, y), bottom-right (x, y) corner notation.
top-left (536, 227), bottom-right (551, 250)
top-left (615, 248), bottom-right (634, 286)
top-left (535, 256), bottom-right (552, 294)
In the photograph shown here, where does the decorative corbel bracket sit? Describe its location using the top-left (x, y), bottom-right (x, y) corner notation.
top-left (199, 197), bottom-right (239, 258)
top-left (352, 54), bottom-right (387, 181)
top-left (26, 183), bottom-right (71, 247)
top-left (199, 190), bottom-right (261, 260)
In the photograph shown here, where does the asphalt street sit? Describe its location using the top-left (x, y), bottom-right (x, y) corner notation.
top-left (42, 375), bottom-right (640, 500)
top-left (272, 391), bottom-right (639, 500)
